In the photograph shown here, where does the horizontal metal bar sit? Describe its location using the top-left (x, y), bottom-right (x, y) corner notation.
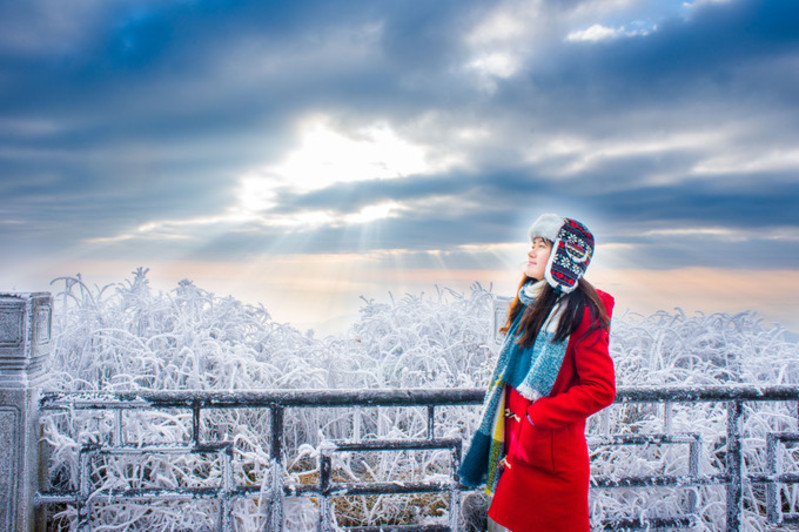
top-left (324, 481), bottom-right (458, 497)
top-left (35, 493), bottom-right (80, 505)
top-left (40, 388), bottom-right (485, 410)
top-left (781, 513), bottom-right (799, 524)
top-left (85, 491), bottom-right (225, 503)
top-left (749, 473), bottom-right (799, 484)
top-left (592, 474), bottom-right (728, 489)
top-left (588, 433), bottom-right (700, 446)
top-left (600, 516), bottom-right (694, 529)
top-left (36, 485), bottom-right (276, 504)
top-left (85, 442), bottom-right (233, 455)
top-left (347, 526), bottom-right (450, 532)
top-left (615, 385), bottom-right (799, 402)
top-left (39, 385), bottom-right (799, 411)
top-left (324, 438), bottom-right (461, 452)
top-left (769, 432), bottom-right (799, 443)
top-left (39, 488), bottom-right (222, 503)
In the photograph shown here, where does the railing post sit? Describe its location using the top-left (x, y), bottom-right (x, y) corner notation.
top-left (726, 400), bottom-right (743, 532)
top-left (0, 292), bottom-right (53, 532)
top-left (319, 451), bottom-right (332, 531)
top-left (270, 406), bottom-right (284, 532)
top-left (766, 433), bottom-right (779, 524)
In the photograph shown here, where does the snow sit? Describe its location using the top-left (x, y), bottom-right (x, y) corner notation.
top-left (39, 269), bottom-right (799, 530)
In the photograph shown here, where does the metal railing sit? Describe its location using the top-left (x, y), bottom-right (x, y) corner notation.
top-left (36, 385), bottom-right (799, 531)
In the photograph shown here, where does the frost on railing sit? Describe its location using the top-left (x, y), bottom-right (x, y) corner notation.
top-left (37, 389), bottom-right (482, 531)
top-left (34, 271), bottom-right (799, 530)
top-left (35, 386), bottom-right (799, 531)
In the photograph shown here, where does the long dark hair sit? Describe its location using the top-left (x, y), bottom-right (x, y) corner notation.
top-left (500, 275), bottom-right (610, 347)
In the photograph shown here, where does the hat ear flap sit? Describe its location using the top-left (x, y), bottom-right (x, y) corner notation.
top-left (544, 219), bottom-right (594, 294)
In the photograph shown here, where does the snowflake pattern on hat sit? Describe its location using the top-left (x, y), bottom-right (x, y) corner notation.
top-left (545, 218), bottom-right (594, 294)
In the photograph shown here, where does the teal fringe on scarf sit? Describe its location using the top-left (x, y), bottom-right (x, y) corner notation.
top-left (458, 280), bottom-right (570, 493)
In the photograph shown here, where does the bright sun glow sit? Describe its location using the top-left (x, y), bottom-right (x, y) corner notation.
top-left (237, 116), bottom-right (435, 217)
top-left (90, 118), bottom-right (433, 244)
top-left (251, 200), bottom-right (406, 231)
top-left (276, 118), bottom-right (430, 189)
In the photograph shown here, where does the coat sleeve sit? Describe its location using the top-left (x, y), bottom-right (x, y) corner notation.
top-left (526, 294), bottom-right (616, 429)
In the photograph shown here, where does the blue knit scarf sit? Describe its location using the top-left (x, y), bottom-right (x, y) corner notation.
top-left (459, 280), bottom-right (569, 493)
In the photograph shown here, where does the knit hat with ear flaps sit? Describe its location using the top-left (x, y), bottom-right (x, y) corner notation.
top-left (528, 213), bottom-right (594, 294)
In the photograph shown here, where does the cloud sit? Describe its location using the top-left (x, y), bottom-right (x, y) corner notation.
top-left (566, 23), bottom-right (652, 42)
top-left (552, 0), bottom-right (799, 98)
top-left (236, 115), bottom-right (456, 207)
top-left (1, 0), bottom-right (798, 330)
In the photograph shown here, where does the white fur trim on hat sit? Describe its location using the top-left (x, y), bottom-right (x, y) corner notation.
top-left (528, 213), bottom-right (564, 243)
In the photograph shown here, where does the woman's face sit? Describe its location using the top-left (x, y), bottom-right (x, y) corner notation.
top-left (525, 237), bottom-right (552, 280)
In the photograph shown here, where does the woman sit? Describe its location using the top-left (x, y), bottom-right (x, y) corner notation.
top-left (459, 213), bottom-right (616, 531)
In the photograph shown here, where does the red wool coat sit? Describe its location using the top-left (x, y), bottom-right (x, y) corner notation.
top-left (488, 290), bottom-right (616, 531)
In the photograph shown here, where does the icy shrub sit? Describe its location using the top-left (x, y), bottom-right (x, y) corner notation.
top-left (591, 308), bottom-right (799, 528)
top-left (40, 270), bottom-right (799, 530)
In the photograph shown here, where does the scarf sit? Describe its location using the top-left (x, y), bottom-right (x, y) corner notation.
top-left (458, 279), bottom-right (570, 493)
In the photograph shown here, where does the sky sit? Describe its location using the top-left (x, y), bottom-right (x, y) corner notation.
top-left (1, 0), bottom-right (798, 334)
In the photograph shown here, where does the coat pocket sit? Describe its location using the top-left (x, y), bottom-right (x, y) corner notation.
top-left (514, 418), bottom-right (555, 473)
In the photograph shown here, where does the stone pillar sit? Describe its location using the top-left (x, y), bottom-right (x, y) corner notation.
top-left (0, 293), bottom-right (52, 532)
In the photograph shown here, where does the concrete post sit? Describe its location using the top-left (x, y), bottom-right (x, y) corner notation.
top-left (0, 293), bottom-right (52, 532)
